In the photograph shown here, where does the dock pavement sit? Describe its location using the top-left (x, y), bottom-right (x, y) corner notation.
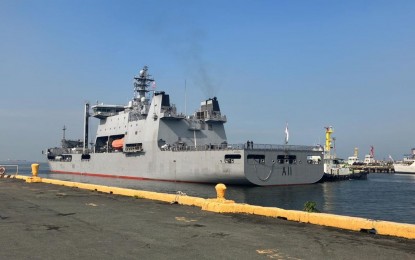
top-left (0, 178), bottom-right (414, 259)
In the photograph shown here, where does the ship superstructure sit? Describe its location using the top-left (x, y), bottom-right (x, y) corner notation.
top-left (393, 148), bottom-right (415, 174)
top-left (47, 66), bottom-right (324, 186)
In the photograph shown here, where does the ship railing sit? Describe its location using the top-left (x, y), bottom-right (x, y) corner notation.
top-left (234, 143), bottom-right (323, 151)
top-left (48, 147), bottom-right (92, 156)
top-left (92, 111), bottom-right (117, 118)
top-left (169, 143), bottom-right (323, 152)
top-left (0, 164), bottom-right (19, 176)
top-left (156, 103), bottom-right (188, 120)
top-left (204, 113), bottom-right (227, 122)
top-left (69, 148), bottom-right (93, 154)
top-left (160, 112), bottom-right (186, 119)
top-left (170, 143), bottom-right (230, 152)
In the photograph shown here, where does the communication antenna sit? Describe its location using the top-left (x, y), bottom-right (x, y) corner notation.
top-left (62, 125), bottom-right (67, 140)
top-left (284, 122), bottom-right (289, 145)
top-left (184, 79), bottom-right (187, 115)
top-left (83, 102), bottom-right (90, 153)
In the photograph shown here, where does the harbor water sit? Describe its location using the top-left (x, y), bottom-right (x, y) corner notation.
top-left (11, 161), bottom-right (415, 225)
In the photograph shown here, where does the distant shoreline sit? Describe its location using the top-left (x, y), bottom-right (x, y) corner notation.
top-left (0, 160), bottom-right (28, 163)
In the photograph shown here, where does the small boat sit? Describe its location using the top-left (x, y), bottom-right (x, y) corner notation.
top-left (393, 148), bottom-right (415, 174)
top-left (322, 127), bottom-right (367, 182)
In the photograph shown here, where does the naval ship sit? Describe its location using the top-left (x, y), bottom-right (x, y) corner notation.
top-left (47, 66), bottom-right (324, 186)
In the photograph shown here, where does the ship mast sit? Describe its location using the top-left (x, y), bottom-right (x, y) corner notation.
top-left (62, 125), bottom-right (66, 140)
top-left (133, 66), bottom-right (154, 102)
top-left (83, 102), bottom-right (90, 153)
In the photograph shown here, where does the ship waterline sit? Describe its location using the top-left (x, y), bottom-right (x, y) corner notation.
top-left (47, 66), bottom-right (324, 186)
top-left (49, 145), bottom-right (324, 186)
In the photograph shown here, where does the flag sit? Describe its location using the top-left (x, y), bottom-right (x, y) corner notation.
top-left (151, 81), bottom-right (157, 89)
top-left (285, 123), bottom-right (289, 144)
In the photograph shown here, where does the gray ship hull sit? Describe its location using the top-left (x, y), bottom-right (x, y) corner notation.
top-left (48, 147), bottom-right (324, 186)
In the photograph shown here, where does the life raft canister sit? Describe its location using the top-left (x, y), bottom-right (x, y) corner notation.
top-left (112, 138), bottom-right (124, 150)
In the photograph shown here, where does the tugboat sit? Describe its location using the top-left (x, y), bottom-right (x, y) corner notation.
top-left (322, 127), bottom-right (367, 181)
top-left (47, 66), bottom-right (324, 186)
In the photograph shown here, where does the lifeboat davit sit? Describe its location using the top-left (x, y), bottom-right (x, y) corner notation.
top-left (112, 139), bottom-right (124, 150)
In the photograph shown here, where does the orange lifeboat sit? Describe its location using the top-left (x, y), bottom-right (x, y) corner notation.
top-left (112, 138), bottom-right (124, 150)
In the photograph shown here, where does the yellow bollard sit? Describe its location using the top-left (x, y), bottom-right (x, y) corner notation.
top-left (215, 183), bottom-right (227, 200)
top-left (203, 183), bottom-right (234, 210)
top-left (26, 163), bottom-right (41, 183)
top-left (31, 163), bottom-right (39, 177)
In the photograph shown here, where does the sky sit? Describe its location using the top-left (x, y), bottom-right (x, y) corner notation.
top-left (1, 0), bottom-right (414, 162)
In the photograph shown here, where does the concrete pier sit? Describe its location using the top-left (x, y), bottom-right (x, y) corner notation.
top-left (350, 164), bottom-right (395, 173)
top-left (0, 178), bottom-right (414, 259)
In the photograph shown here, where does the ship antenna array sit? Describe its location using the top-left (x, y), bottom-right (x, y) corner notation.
top-left (133, 66), bottom-right (154, 100)
top-left (62, 125), bottom-right (66, 140)
top-left (184, 79), bottom-right (187, 115)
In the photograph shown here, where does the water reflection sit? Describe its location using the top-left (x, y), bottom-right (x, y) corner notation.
top-left (226, 185), bottom-right (325, 211)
